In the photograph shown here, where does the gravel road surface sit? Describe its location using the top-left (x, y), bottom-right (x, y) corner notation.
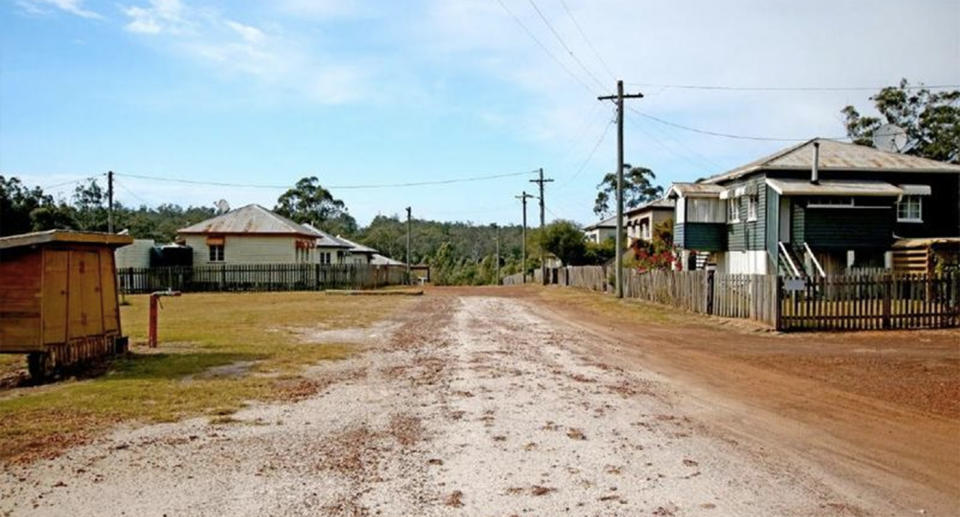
top-left (0, 296), bottom-right (928, 516)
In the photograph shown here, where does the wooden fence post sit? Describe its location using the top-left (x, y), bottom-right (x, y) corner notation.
top-left (882, 274), bottom-right (892, 330)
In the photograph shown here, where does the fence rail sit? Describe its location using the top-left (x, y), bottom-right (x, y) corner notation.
top-left (543, 266), bottom-right (959, 331)
top-left (117, 264), bottom-right (410, 294)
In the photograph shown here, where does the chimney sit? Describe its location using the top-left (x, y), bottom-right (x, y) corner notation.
top-left (811, 141), bottom-right (820, 184)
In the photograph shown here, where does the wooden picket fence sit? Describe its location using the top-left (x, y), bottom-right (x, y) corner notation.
top-left (117, 264), bottom-right (410, 294)
top-left (779, 272), bottom-right (960, 331)
top-left (543, 266), bottom-right (958, 331)
top-left (501, 272), bottom-right (526, 286)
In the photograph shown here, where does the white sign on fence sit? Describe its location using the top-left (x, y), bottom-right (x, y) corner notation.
top-left (784, 278), bottom-right (806, 292)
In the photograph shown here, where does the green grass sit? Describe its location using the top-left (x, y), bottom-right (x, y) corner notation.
top-left (0, 291), bottom-right (411, 463)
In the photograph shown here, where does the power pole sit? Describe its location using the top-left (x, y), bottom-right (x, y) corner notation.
top-left (405, 206), bottom-right (412, 285)
top-left (515, 191), bottom-right (534, 283)
top-left (495, 224), bottom-right (501, 286)
top-left (529, 167), bottom-right (554, 284)
top-left (107, 170), bottom-right (114, 233)
top-left (598, 80), bottom-right (643, 298)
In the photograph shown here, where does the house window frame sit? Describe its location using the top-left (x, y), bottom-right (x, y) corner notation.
top-left (746, 195), bottom-right (758, 222)
top-left (727, 198), bottom-right (741, 223)
top-left (208, 244), bottom-right (225, 262)
top-left (897, 195), bottom-right (923, 223)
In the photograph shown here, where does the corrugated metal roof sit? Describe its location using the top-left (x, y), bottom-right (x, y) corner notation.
top-left (0, 230), bottom-right (133, 250)
top-left (302, 223), bottom-right (352, 248)
top-left (702, 138), bottom-right (960, 184)
top-left (583, 215), bottom-right (618, 231)
top-left (625, 197), bottom-right (675, 216)
top-left (766, 178), bottom-right (903, 197)
top-left (335, 235), bottom-right (378, 254)
top-left (666, 183), bottom-right (725, 197)
top-left (178, 204), bottom-right (318, 237)
top-left (371, 253), bottom-right (404, 265)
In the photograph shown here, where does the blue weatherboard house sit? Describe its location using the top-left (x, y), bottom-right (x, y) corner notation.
top-left (666, 138), bottom-right (960, 276)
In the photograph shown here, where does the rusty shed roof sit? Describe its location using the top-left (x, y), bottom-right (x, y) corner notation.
top-left (178, 204), bottom-right (319, 237)
top-left (0, 230), bottom-right (133, 250)
top-left (701, 138), bottom-right (960, 184)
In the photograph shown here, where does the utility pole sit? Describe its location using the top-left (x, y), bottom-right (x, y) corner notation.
top-left (529, 167), bottom-right (554, 284)
top-left (598, 80), bottom-right (643, 298)
top-left (405, 206), bottom-right (412, 285)
top-left (515, 191), bottom-right (534, 283)
top-left (495, 224), bottom-right (501, 286)
top-left (107, 171), bottom-right (114, 233)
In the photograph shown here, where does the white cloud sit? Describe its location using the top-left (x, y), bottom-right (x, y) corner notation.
top-left (122, 0), bottom-right (184, 34)
top-left (17, 0), bottom-right (102, 19)
top-left (275, 0), bottom-right (369, 19)
top-left (118, 0), bottom-right (372, 104)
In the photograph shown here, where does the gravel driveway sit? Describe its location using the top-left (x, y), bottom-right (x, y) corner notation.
top-left (0, 296), bottom-right (909, 516)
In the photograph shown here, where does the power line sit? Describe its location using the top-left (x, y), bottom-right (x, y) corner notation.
top-left (114, 169), bottom-right (538, 190)
top-left (525, 0), bottom-right (607, 91)
top-left (558, 0), bottom-right (616, 82)
top-left (562, 116), bottom-right (614, 184)
top-left (40, 174), bottom-right (105, 190)
top-left (623, 82), bottom-right (960, 92)
top-left (113, 178), bottom-right (152, 206)
top-left (493, 0), bottom-right (596, 94)
top-left (628, 107), bottom-right (812, 142)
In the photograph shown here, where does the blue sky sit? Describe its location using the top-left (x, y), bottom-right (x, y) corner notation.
top-left (2, 0), bottom-right (958, 227)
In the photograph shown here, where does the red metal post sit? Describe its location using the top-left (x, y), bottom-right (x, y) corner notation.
top-left (148, 290), bottom-right (181, 348)
top-left (148, 294), bottom-right (158, 348)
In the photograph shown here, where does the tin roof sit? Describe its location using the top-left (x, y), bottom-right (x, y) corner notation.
top-left (666, 183), bottom-right (725, 198)
top-left (301, 223), bottom-right (352, 248)
top-left (178, 204), bottom-right (318, 237)
top-left (625, 197), bottom-right (675, 216)
top-left (702, 138), bottom-right (960, 184)
top-left (0, 230), bottom-right (133, 250)
top-left (335, 235), bottom-right (378, 254)
top-left (583, 215), bottom-right (618, 231)
top-left (765, 178), bottom-right (903, 197)
top-left (371, 253), bottom-right (405, 266)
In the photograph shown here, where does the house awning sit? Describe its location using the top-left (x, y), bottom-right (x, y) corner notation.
top-left (666, 183), bottom-right (724, 198)
top-left (899, 184), bottom-right (932, 196)
top-left (765, 178), bottom-right (903, 197)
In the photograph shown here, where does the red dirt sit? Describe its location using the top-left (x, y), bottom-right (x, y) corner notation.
top-left (505, 285), bottom-right (959, 511)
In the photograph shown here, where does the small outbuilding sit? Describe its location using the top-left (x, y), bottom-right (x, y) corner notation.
top-left (0, 230), bottom-right (133, 379)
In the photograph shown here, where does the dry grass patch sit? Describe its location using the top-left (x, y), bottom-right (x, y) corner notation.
top-left (0, 291), bottom-right (412, 463)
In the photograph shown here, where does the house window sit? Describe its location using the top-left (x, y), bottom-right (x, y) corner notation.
top-left (747, 195), bottom-right (758, 222)
top-left (728, 198), bottom-right (740, 223)
top-left (897, 195), bottom-right (923, 222)
top-left (209, 244), bottom-right (224, 262)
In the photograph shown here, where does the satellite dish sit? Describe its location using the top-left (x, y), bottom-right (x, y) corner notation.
top-left (215, 199), bottom-right (230, 214)
top-left (873, 123), bottom-right (908, 153)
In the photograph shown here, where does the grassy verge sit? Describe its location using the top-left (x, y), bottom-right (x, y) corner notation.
top-left (0, 291), bottom-right (411, 464)
top-left (536, 286), bottom-right (690, 325)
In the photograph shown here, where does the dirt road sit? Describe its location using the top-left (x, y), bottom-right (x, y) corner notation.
top-left (1, 294), bottom-right (954, 516)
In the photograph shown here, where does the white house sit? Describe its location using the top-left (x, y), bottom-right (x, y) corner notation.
top-left (178, 204), bottom-right (330, 265)
top-left (335, 235), bottom-right (378, 264)
top-left (303, 223), bottom-right (354, 264)
top-left (583, 216), bottom-right (618, 244)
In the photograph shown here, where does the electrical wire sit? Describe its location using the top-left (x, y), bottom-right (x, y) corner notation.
top-left (113, 178), bottom-right (152, 206)
top-left (525, 0), bottom-right (607, 91)
top-left (40, 174), bottom-right (105, 190)
top-left (114, 170), bottom-right (539, 190)
top-left (558, 0), bottom-right (617, 82)
top-left (623, 82), bottom-right (960, 92)
top-left (493, 0), bottom-right (597, 95)
top-left (560, 116), bottom-right (615, 185)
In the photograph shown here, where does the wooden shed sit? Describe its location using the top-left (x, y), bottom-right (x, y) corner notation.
top-left (0, 230), bottom-right (133, 378)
